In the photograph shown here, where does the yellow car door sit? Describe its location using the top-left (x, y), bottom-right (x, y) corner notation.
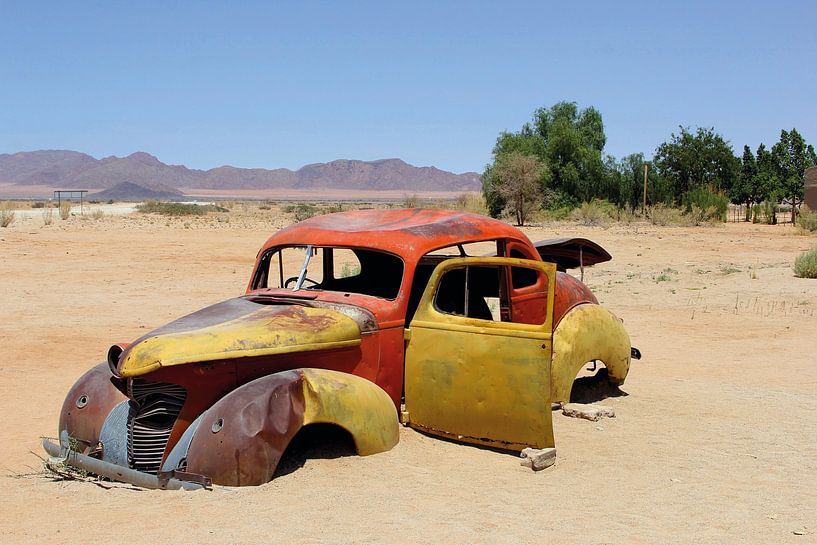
top-left (403, 257), bottom-right (556, 450)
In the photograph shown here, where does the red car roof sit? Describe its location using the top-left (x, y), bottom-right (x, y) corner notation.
top-left (260, 208), bottom-right (529, 260)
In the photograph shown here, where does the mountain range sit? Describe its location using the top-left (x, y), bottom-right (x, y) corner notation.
top-left (0, 150), bottom-right (481, 192)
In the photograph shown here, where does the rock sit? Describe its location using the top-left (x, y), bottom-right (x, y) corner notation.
top-left (520, 447), bottom-right (556, 471)
top-left (562, 403), bottom-right (615, 421)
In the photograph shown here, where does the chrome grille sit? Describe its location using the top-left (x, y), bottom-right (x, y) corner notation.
top-left (127, 379), bottom-right (186, 474)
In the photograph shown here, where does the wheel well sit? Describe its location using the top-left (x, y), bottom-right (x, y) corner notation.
top-left (274, 423), bottom-right (357, 478)
top-left (569, 363), bottom-right (626, 404)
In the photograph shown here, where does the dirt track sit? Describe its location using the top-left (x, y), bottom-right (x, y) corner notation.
top-left (1, 209), bottom-right (815, 544)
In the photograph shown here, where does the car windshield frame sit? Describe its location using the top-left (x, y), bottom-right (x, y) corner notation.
top-left (252, 245), bottom-right (405, 301)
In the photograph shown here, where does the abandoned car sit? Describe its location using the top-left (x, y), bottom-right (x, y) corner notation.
top-left (44, 208), bottom-right (637, 488)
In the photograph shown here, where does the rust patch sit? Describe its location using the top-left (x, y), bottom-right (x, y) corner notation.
top-left (553, 271), bottom-right (598, 327)
top-left (184, 370), bottom-right (306, 486)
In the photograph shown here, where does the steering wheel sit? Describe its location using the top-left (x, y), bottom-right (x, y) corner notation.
top-left (284, 276), bottom-right (319, 289)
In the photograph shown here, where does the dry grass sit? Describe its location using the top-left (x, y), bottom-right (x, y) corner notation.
top-left (41, 205), bottom-right (54, 226)
top-left (59, 201), bottom-right (71, 220)
top-left (0, 201), bottom-right (15, 227)
top-left (648, 204), bottom-right (695, 226)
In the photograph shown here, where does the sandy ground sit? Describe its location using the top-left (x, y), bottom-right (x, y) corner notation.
top-left (1, 206), bottom-right (816, 544)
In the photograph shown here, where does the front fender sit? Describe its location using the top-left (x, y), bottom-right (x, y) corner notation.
top-left (181, 368), bottom-right (398, 486)
top-left (58, 363), bottom-right (127, 449)
top-left (551, 304), bottom-right (631, 404)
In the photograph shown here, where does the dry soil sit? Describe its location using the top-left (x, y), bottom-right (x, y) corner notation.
top-left (0, 207), bottom-right (815, 544)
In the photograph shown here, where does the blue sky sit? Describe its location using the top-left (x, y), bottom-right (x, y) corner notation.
top-left (1, 1), bottom-right (815, 173)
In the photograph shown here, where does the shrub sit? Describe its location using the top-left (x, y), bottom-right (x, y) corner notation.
top-left (794, 247), bottom-right (817, 278)
top-left (31, 201), bottom-right (46, 208)
top-left (454, 193), bottom-right (488, 215)
top-left (796, 205), bottom-right (817, 232)
top-left (59, 202), bottom-right (71, 220)
top-left (91, 209), bottom-right (104, 220)
top-left (0, 202), bottom-right (15, 228)
top-left (136, 201), bottom-right (224, 216)
top-left (682, 186), bottom-right (728, 222)
top-left (539, 206), bottom-right (574, 221)
top-left (42, 206), bottom-right (54, 226)
top-left (292, 204), bottom-right (318, 222)
top-left (402, 194), bottom-right (420, 208)
top-left (648, 204), bottom-right (692, 226)
top-left (570, 199), bottom-right (616, 226)
top-left (685, 205), bottom-right (722, 226)
top-left (753, 200), bottom-right (777, 225)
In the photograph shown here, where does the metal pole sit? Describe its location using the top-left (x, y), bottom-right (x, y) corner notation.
top-left (642, 164), bottom-right (648, 215)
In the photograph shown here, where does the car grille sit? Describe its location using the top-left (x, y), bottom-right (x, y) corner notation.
top-left (127, 379), bottom-right (186, 474)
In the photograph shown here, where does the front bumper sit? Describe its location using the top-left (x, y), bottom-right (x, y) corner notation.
top-left (42, 431), bottom-right (209, 491)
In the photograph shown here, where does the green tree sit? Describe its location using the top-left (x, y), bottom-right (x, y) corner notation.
top-left (653, 127), bottom-right (740, 202)
top-left (492, 151), bottom-right (549, 226)
top-left (531, 102), bottom-right (606, 203)
top-left (482, 130), bottom-right (546, 216)
top-left (771, 128), bottom-right (817, 221)
top-left (482, 101), bottom-right (608, 215)
top-left (754, 143), bottom-right (779, 203)
top-left (730, 145), bottom-right (757, 217)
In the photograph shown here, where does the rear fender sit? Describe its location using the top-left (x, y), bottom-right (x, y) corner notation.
top-left (551, 304), bottom-right (631, 404)
top-left (180, 368), bottom-right (398, 486)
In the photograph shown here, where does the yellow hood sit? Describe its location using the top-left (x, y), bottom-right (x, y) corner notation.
top-left (117, 299), bottom-right (362, 377)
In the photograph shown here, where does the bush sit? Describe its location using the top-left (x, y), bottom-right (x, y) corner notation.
top-left (796, 205), bottom-right (817, 232)
top-left (291, 204), bottom-right (318, 222)
top-left (570, 199), bottom-right (616, 225)
top-left (454, 193), bottom-right (488, 215)
top-left (753, 200), bottom-right (777, 224)
top-left (136, 201), bottom-right (225, 216)
top-left (0, 202), bottom-right (15, 228)
top-left (31, 201), bottom-right (46, 208)
top-left (42, 206), bottom-right (54, 226)
top-left (794, 247), bottom-right (817, 278)
top-left (682, 186), bottom-right (728, 222)
top-left (59, 202), bottom-right (71, 220)
top-left (539, 206), bottom-right (574, 221)
top-left (91, 209), bottom-right (105, 220)
top-left (402, 194), bottom-right (420, 208)
top-left (648, 204), bottom-right (693, 226)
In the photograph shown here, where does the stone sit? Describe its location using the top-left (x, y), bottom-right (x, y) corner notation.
top-left (520, 447), bottom-right (556, 471)
top-left (562, 403), bottom-right (615, 421)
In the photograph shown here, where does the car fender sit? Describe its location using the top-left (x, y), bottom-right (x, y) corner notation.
top-left (551, 304), bottom-right (631, 405)
top-left (58, 363), bottom-right (127, 449)
top-left (180, 368), bottom-right (399, 486)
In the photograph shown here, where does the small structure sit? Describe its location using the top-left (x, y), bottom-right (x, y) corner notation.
top-left (53, 189), bottom-right (88, 215)
top-left (806, 167), bottom-right (817, 211)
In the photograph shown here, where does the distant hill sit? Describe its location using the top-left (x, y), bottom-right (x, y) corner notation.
top-left (89, 181), bottom-right (183, 201)
top-left (0, 150), bottom-right (481, 192)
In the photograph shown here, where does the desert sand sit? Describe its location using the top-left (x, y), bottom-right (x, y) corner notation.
top-left (1, 205), bottom-right (815, 544)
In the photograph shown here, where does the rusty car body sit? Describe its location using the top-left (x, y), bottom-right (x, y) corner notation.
top-left (44, 208), bottom-right (636, 488)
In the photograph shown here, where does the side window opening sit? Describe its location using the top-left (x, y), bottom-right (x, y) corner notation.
top-left (406, 241), bottom-right (502, 323)
top-left (509, 248), bottom-right (538, 289)
top-left (434, 266), bottom-right (503, 322)
top-left (433, 263), bottom-right (549, 326)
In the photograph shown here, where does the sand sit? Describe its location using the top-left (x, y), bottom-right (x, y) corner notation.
top-left (1, 207), bottom-right (815, 544)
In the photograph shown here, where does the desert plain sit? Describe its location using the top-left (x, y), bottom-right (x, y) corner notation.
top-left (0, 203), bottom-right (815, 545)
